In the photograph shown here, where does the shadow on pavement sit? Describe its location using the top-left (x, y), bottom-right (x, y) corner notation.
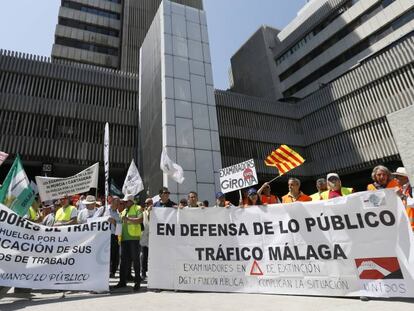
top-left (0, 280), bottom-right (152, 311)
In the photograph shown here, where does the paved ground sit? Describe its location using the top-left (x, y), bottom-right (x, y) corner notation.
top-left (1, 279), bottom-right (413, 311)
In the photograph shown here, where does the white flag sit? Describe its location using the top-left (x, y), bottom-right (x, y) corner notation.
top-left (160, 149), bottom-right (185, 184)
top-left (122, 159), bottom-right (144, 196)
top-left (0, 151), bottom-right (8, 166)
top-left (104, 122), bottom-right (110, 209)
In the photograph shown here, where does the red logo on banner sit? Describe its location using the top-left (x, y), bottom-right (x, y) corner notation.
top-left (250, 260), bottom-right (264, 276)
top-left (355, 257), bottom-right (403, 280)
top-left (243, 168), bottom-right (254, 182)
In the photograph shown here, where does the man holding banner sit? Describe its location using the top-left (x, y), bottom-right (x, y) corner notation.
top-left (54, 196), bottom-right (77, 226)
top-left (114, 195), bottom-right (143, 291)
top-left (257, 182), bottom-right (279, 205)
top-left (282, 178), bottom-right (312, 203)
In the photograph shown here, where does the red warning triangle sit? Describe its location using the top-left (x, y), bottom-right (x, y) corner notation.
top-left (249, 260), bottom-right (264, 276)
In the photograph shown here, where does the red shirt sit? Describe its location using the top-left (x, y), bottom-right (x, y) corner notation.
top-left (328, 189), bottom-right (342, 199)
top-left (261, 195), bottom-right (279, 205)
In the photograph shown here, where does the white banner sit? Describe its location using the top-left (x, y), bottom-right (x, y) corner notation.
top-left (219, 159), bottom-right (258, 194)
top-left (149, 190), bottom-right (414, 297)
top-left (0, 204), bottom-right (110, 291)
top-left (35, 163), bottom-right (99, 202)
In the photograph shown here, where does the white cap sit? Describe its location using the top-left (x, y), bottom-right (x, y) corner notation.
top-left (122, 194), bottom-right (135, 202)
top-left (393, 167), bottom-right (408, 177)
top-left (326, 173), bottom-right (340, 181)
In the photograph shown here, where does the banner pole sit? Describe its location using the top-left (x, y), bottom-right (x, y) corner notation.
top-left (239, 189), bottom-right (243, 206)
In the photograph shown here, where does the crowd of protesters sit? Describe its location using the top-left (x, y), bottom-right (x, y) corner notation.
top-left (23, 164), bottom-right (413, 292)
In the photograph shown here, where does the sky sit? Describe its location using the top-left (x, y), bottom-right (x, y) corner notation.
top-left (0, 0), bottom-right (306, 90)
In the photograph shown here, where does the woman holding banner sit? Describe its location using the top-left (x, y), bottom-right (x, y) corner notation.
top-left (241, 188), bottom-right (262, 207)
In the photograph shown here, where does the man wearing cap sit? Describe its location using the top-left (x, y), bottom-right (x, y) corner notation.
top-left (77, 195), bottom-right (98, 224)
top-left (282, 178), bottom-right (312, 203)
top-left (367, 165), bottom-right (399, 191)
top-left (310, 178), bottom-right (328, 201)
top-left (393, 167), bottom-right (414, 231)
top-left (257, 182), bottom-right (280, 205)
top-left (215, 192), bottom-right (232, 208)
top-left (114, 195), bottom-right (143, 291)
top-left (320, 173), bottom-right (353, 200)
top-left (393, 167), bottom-right (412, 201)
top-left (54, 196), bottom-right (77, 226)
top-left (154, 187), bottom-right (177, 208)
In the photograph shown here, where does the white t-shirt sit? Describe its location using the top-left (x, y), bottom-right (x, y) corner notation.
top-left (77, 208), bottom-right (97, 224)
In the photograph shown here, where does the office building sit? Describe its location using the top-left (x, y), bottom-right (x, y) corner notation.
top-left (220, 0), bottom-right (414, 193)
top-left (1, 0), bottom-right (413, 199)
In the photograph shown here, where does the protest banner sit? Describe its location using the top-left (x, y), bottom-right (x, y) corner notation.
top-left (35, 163), bottom-right (99, 202)
top-left (148, 190), bottom-right (414, 298)
top-left (219, 159), bottom-right (258, 194)
top-left (0, 204), bottom-right (110, 291)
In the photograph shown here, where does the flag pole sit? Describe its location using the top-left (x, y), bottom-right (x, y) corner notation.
top-left (268, 175), bottom-right (282, 184)
top-left (104, 122), bottom-right (110, 214)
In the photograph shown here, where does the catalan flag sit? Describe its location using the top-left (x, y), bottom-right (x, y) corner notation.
top-left (264, 145), bottom-right (305, 175)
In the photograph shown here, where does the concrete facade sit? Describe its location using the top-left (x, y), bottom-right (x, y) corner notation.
top-left (1, 0), bottom-right (414, 201)
top-left (121, 0), bottom-right (203, 73)
top-left (0, 49), bottom-right (139, 186)
top-left (140, 0), bottom-right (221, 203)
top-left (231, 0), bottom-right (414, 100)
top-left (52, 0), bottom-right (123, 69)
top-left (52, 0), bottom-right (203, 72)
top-left (388, 105), bottom-right (414, 185)
top-left (218, 31), bottom-right (414, 193)
top-left (277, 0), bottom-right (414, 98)
top-left (230, 26), bottom-right (282, 99)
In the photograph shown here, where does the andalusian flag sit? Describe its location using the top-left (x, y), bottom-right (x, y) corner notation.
top-left (0, 155), bottom-right (35, 216)
top-left (264, 145), bottom-right (305, 175)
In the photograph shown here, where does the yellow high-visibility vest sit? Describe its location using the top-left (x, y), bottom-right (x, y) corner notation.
top-left (55, 205), bottom-right (76, 222)
top-left (320, 187), bottom-right (353, 200)
top-left (120, 205), bottom-right (142, 239)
